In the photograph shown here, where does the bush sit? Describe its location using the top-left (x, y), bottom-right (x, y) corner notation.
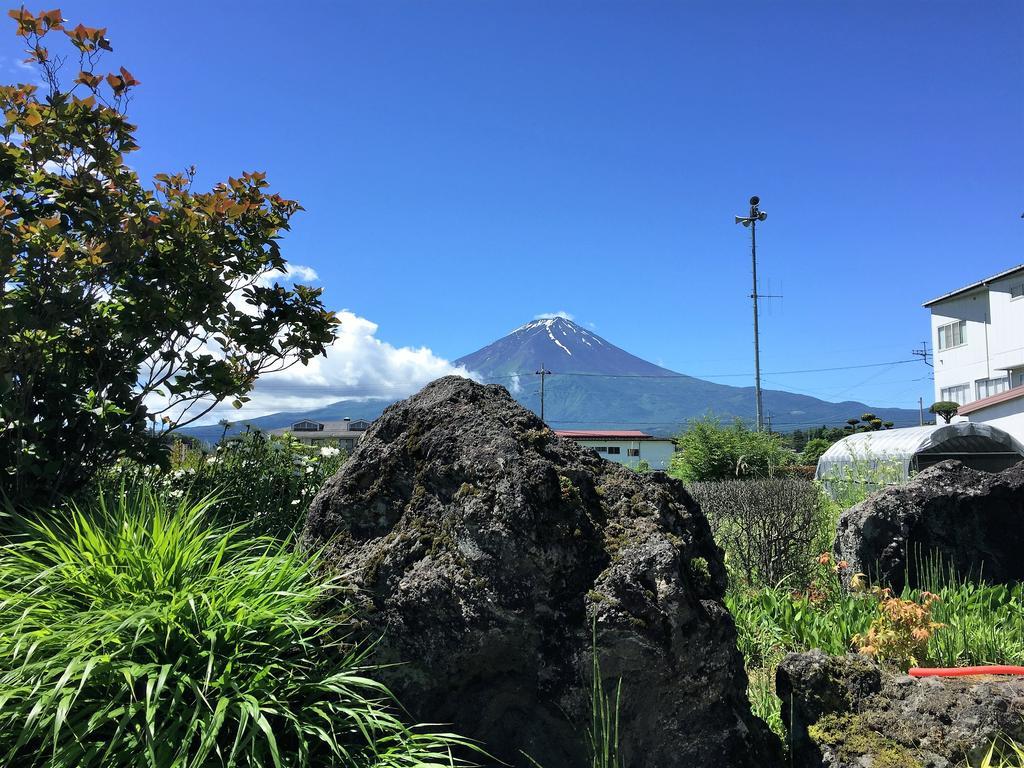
top-left (670, 416), bottom-right (795, 482)
top-left (853, 588), bottom-right (942, 668)
top-left (96, 431), bottom-right (345, 538)
top-left (0, 487), bottom-right (473, 767)
top-left (799, 437), bottom-right (833, 466)
top-left (689, 478), bottom-right (831, 588)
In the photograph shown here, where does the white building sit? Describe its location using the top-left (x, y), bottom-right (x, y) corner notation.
top-left (924, 264), bottom-right (1024, 441)
top-left (554, 430), bottom-right (675, 470)
top-left (270, 417), bottom-right (372, 452)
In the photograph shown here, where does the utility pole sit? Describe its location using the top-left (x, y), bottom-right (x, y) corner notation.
top-left (912, 341), bottom-right (933, 367)
top-left (919, 397), bottom-right (925, 426)
top-left (735, 196), bottom-right (768, 431)
top-left (535, 363), bottom-right (552, 422)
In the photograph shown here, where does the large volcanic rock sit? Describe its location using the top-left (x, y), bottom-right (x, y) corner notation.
top-left (778, 650), bottom-right (1024, 768)
top-left (833, 459), bottom-right (1024, 591)
top-left (301, 376), bottom-right (780, 767)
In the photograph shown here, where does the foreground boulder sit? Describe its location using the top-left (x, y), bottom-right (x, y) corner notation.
top-left (301, 376), bottom-right (780, 767)
top-left (778, 650), bottom-right (1024, 768)
top-left (834, 459), bottom-right (1024, 590)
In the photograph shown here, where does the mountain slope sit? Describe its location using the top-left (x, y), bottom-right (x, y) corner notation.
top-left (456, 318), bottom-right (674, 376)
top-left (453, 317), bottom-right (920, 435)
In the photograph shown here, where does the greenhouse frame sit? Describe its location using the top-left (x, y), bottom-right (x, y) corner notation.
top-left (814, 422), bottom-right (1024, 488)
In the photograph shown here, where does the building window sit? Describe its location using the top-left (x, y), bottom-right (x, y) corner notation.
top-left (937, 320), bottom-right (967, 350)
top-left (607, 447), bottom-right (621, 455)
top-left (1011, 282), bottom-right (1024, 300)
top-left (976, 376), bottom-right (1010, 400)
top-left (593, 446), bottom-right (608, 453)
top-left (1014, 371), bottom-right (1024, 389)
top-left (627, 448), bottom-right (640, 457)
top-left (940, 383), bottom-right (970, 406)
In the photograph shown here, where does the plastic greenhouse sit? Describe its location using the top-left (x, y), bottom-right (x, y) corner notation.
top-left (815, 422), bottom-right (1024, 491)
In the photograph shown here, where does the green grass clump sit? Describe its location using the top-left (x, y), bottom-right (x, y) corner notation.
top-left (977, 738), bottom-right (1024, 767)
top-left (0, 487), bottom-right (473, 767)
top-left (727, 582), bottom-right (877, 666)
top-left (588, 625), bottom-right (622, 768)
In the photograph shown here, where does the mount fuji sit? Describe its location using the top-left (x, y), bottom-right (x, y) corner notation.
top-left (451, 317), bottom-right (920, 435)
top-left (182, 316), bottom-right (919, 443)
top-left (454, 317), bottom-right (674, 377)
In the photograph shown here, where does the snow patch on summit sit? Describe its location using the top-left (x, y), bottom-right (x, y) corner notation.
top-left (548, 325), bottom-right (572, 356)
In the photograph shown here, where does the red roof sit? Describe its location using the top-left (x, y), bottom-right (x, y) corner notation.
top-left (555, 429), bottom-right (662, 440)
top-left (958, 386), bottom-right (1024, 416)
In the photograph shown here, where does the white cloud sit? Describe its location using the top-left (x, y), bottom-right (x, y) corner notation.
top-left (256, 263), bottom-right (319, 288)
top-left (534, 310), bottom-right (574, 321)
top-left (146, 265), bottom-right (476, 426)
top-left (190, 311), bottom-right (477, 424)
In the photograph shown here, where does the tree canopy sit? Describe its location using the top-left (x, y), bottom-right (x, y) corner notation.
top-left (0, 9), bottom-right (338, 505)
top-left (929, 401), bottom-right (960, 424)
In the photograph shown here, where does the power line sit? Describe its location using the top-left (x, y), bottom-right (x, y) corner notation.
top-left (477, 358), bottom-right (921, 382)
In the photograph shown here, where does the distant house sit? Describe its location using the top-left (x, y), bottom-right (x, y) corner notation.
top-left (271, 417), bottom-right (372, 452)
top-left (554, 430), bottom-right (675, 470)
top-left (924, 264), bottom-right (1024, 441)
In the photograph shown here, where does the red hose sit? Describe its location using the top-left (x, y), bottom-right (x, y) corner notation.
top-left (909, 666), bottom-right (1024, 678)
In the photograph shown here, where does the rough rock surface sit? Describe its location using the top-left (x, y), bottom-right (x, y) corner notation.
top-left (778, 650), bottom-right (1024, 768)
top-left (834, 460), bottom-right (1024, 590)
top-left (301, 376), bottom-right (780, 767)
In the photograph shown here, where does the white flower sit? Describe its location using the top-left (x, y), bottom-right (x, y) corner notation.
top-left (206, 456), bottom-right (217, 465)
top-left (320, 446), bottom-right (340, 458)
top-left (305, 466), bottom-right (315, 474)
top-left (291, 499), bottom-right (301, 506)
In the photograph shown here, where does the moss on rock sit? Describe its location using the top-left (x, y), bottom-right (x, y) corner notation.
top-left (809, 713), bottom-right (922, 768)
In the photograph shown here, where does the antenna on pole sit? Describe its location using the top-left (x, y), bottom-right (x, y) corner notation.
top-left (534, 363), bottom-right (552, 423)
top-left (735, 195), bottom-right (769, 431)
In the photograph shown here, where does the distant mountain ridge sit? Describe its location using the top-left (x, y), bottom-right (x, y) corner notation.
top-left (183, 316), bottom-right (920, 443)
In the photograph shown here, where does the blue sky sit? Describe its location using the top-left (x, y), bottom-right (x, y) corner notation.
top-left (5, 1), bottom-right (1022, 419)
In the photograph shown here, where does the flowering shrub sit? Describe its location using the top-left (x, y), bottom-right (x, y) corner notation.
top-left (801, 552), bottom-right (850, 605)
top-left (853, 588), bottom-right (943, 669)
top-left (98, 431), bottom-right (346, 538)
